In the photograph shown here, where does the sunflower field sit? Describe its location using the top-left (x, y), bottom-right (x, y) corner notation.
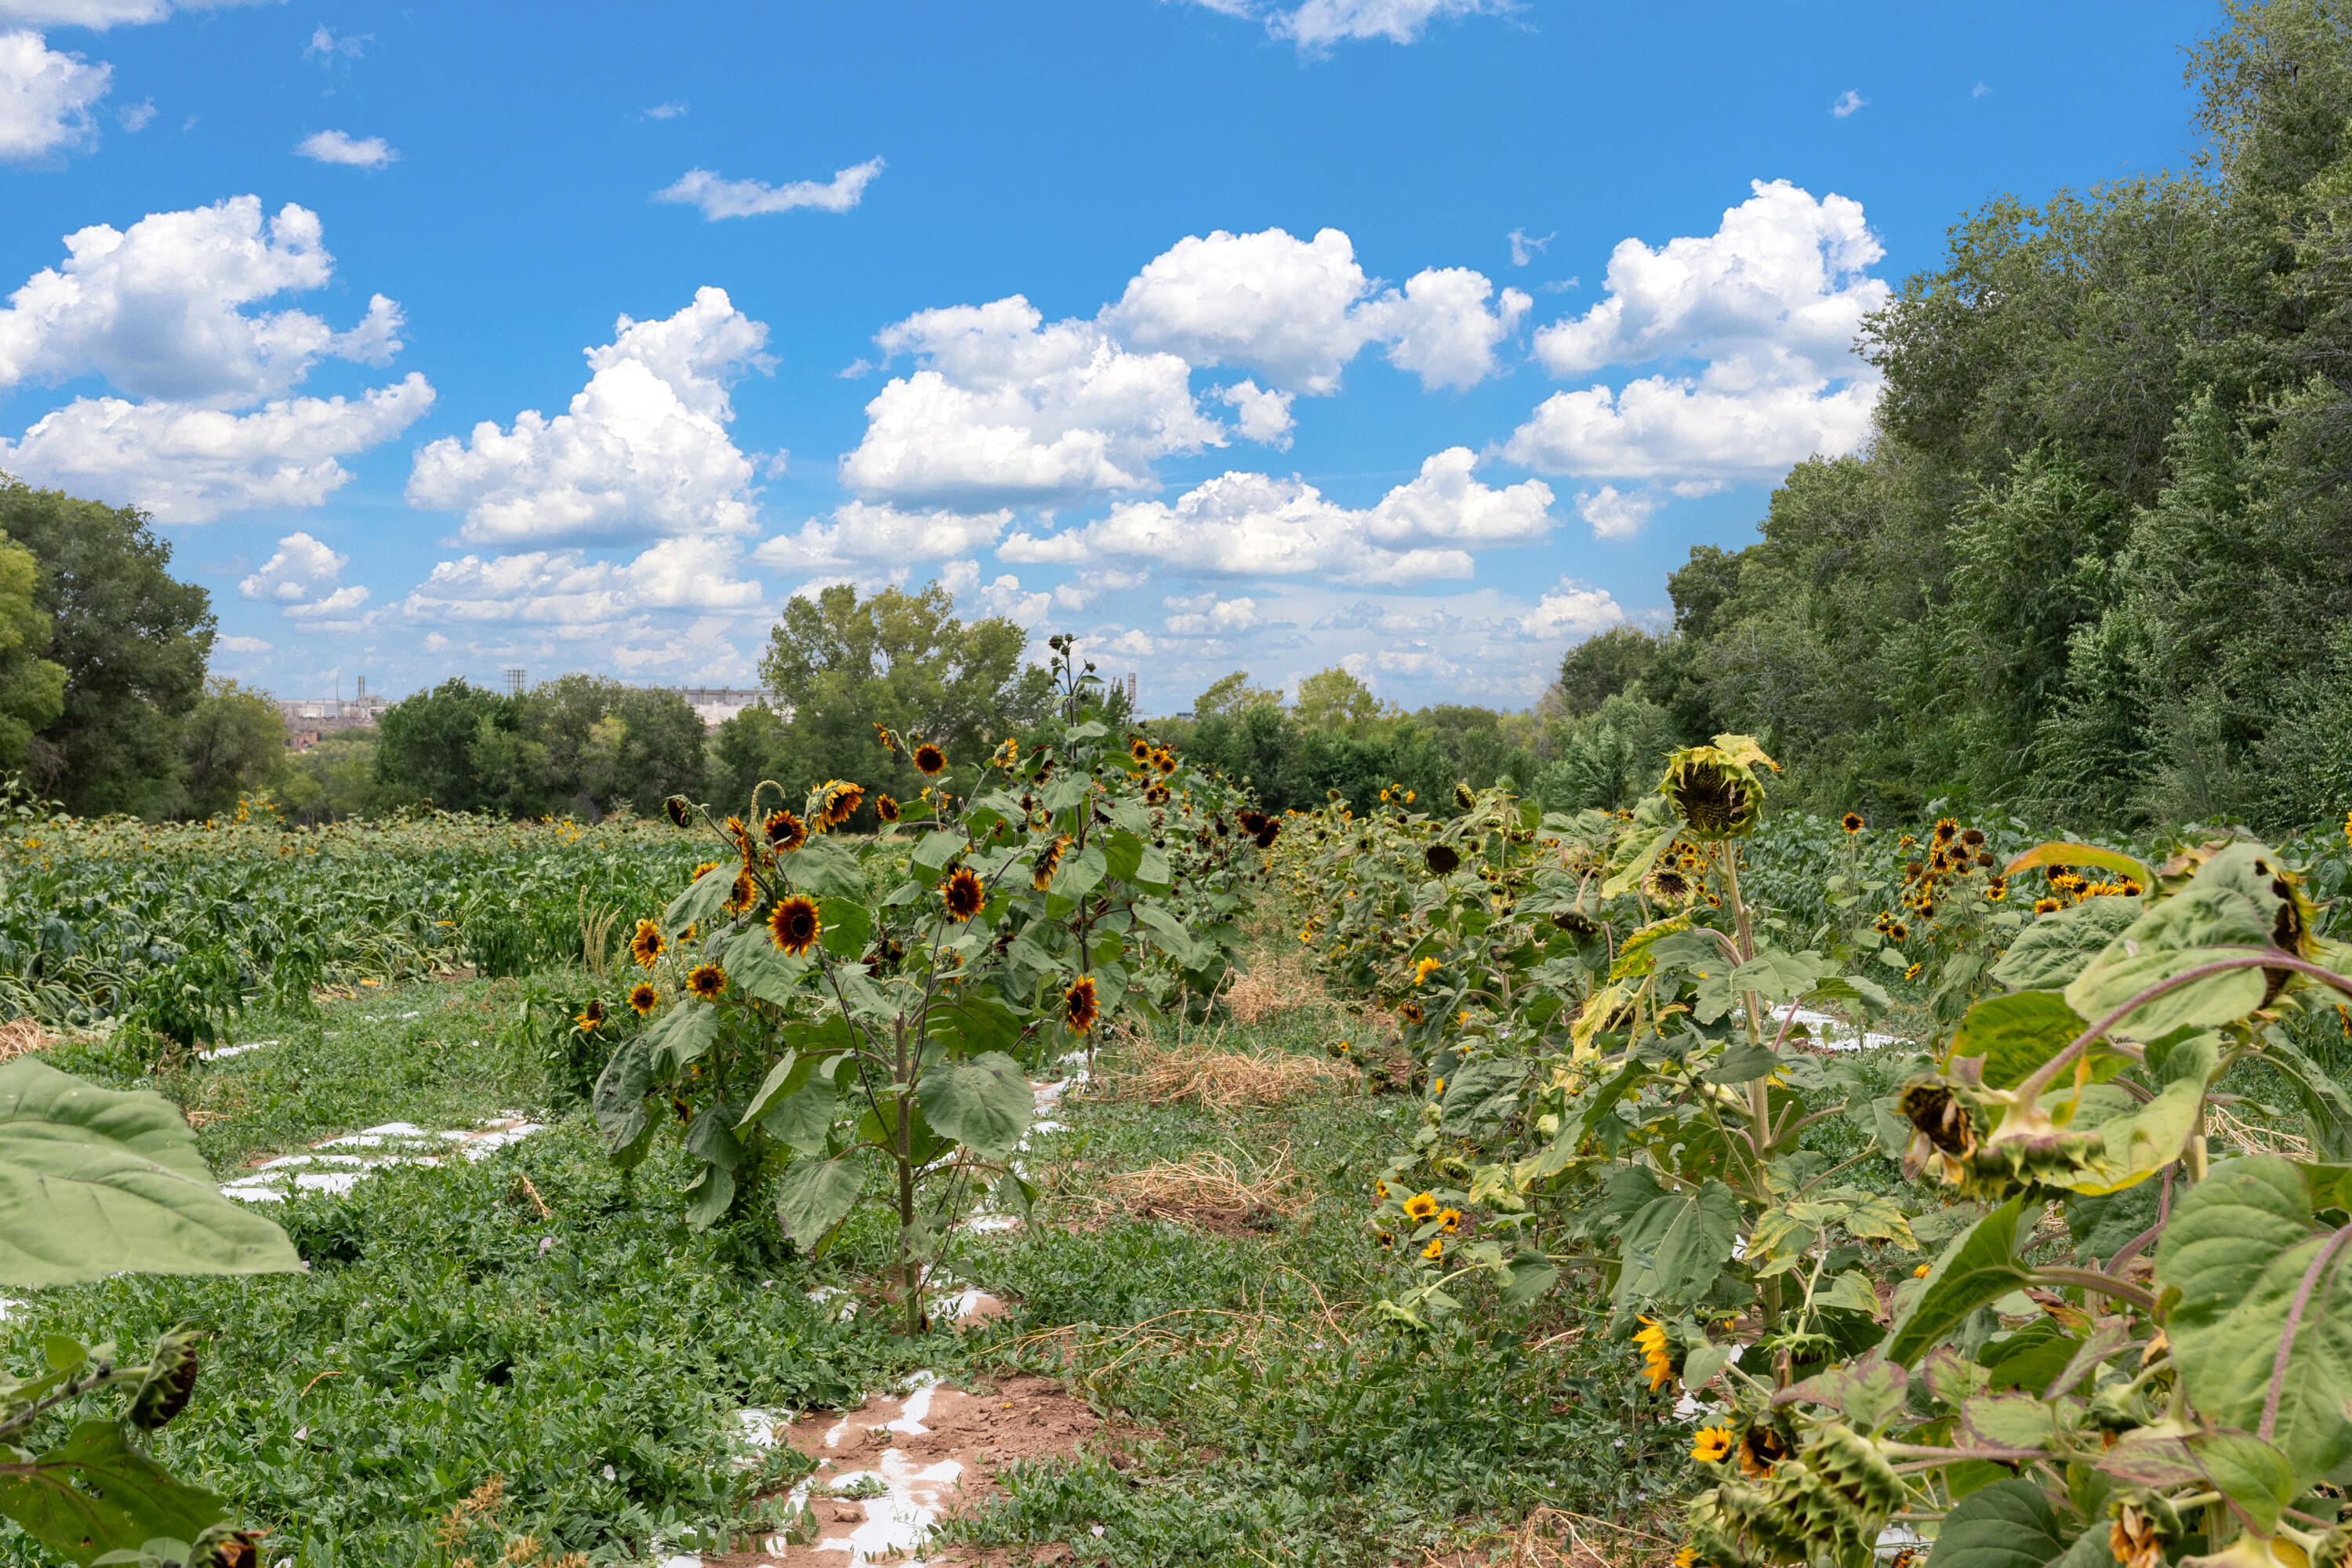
top-left (1271, 739), bottom-right (2352, 1566)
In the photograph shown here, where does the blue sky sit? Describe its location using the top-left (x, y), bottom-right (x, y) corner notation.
top-left (0, 0), bottom-right (2212, 712)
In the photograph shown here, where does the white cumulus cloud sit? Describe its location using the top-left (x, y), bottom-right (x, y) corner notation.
top-left (1163, 593), bottom-right (1261, 634)
top-left (239, 529), bottom-right (344, 601)
top-left (652, 157), bottom-right (883, 220)
top-left (1178, 0), bottom-right (1510, 50)
top-left (0, 0), bottom-right (266, 27)
top-left (840, 296), bottom-right (1221, 510)
top-left (215, 633), bottom-right (270, 653)
top-left (1573, 485), bottom-right (1661, 539)
top-left (0, 29), bottom-right (107, 162)
top-left (401, 534), bottom-right (763, 628)
top-left (753, 501), bottom-right (1011, 572)
top-left (1519, 577), bottom-right (1625, 641)
top-left (1216, 380), bottom-right (1294, 447)
top-left (406, 285), bottom-right (771, 547)
top-left (1831, 89), bottom-right (1867, 118)
top-left (283, 583), bottom-right (368, 621)
top-left (1508, 180), bottom-right (1887, 485)
top-left (1105, 226), bottom-right (1523, 394)
top-left (0, 373), bottom-right (433, 521)
top-left (295, 129), bottom-right (395, 168)
top-left (0, 196), bottom-right (403, 404)
top-left (999, 447), bottom-right (1550, 586)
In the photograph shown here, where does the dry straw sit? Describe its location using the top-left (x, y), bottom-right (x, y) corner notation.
top-left (1113, 1036), bottom-right (1355, 1109)
top-left (0, 1018), bottom-right (48, 1062)
top-left (1083, 1145), bottom-right (1305, 1236)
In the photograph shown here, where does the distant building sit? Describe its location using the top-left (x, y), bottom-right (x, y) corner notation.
top-left (279, 674), bottom-right (388, 746)
top-left (676, 688), bottom-right (782, 728)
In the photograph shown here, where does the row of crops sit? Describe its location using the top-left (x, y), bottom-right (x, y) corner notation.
top-left (0, 790), bottom-right (707, 1046)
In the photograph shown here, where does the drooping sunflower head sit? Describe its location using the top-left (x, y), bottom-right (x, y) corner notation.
top-left (724, 815), bottom-right (752, 852)
top-left (575, 999), bottom-right (607, 1030)
top-left (722, 868), bottom-right (758, 916)
top-left (875, 722), bottom-right (898, 753)
top-left (874, 793), bottom-right (901, 824)
top-left (768, 895), bottom-right (822, 956)
top-left (993, 737), bottom-right (1020, 768)
top-left (630, 918), bottom-right (664, 967)
top-left (1453, 781), bottom-right (1476, 809)
top-left (912, 742), bottom-right (946, 776)
top-left (686, 964), bottom-right (726, 1000)
top-left (1961, 826), bottom-right (1986, 848)
top-left (1063, 973), bottom-right (1099, 1031)
top-left (1736, 1425), bottom-right (1788, 1479)
top-left (665, 796), bottom-right (692, 828)
top-left (1033, 833), bottom-right (1071, 891)
top-left (764, 809), bottom-right (807, 851)
top-left (1425, 843), bottom-right (1460, 875)
top-left (1659, 736), bottom-right (1775, 840)
top-left (822, 780), bottom-right (865, 827)
top-left (1839, 811), bottom-right (1864, 833)
top-left (628, 982), bottom-right (659, 1014)
top-left (942, 864), bottom-right (985, 921)
top-left (1645, 861), bottom-right (1693, 903)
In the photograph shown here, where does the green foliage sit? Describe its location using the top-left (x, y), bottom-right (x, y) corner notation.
top-left (0, 481), bottom-right (213, 819)
top-left (749, 581), bottom-right (1054, 819)
top-left (1279, 710), bottom-right (2352, 1562)
top-left (0, 537), bottom-right (64, 773)
top-left (601, 642), bottom-right (1254, 1330)
top-left (172, 681), bottom-right (286, 822)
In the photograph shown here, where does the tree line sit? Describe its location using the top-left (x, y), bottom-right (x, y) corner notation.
top-left (1564, 0), bottom-right (2352, 836)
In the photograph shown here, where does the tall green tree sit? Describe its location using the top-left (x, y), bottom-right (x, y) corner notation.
top-left (177, 678), bottom-right (289, 818)
top-left (0, 479), bottom-right (213, 816)
top-left (753, 583), bottom-right (1052, 812)
top-left (0, 533), bottom-right (65, 771)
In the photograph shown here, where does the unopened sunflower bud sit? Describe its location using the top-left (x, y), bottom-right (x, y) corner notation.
top-left (128, 1327), bottom-right (204, 1431)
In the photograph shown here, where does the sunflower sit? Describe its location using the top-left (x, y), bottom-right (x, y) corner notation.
top-left (1399, 1001), bottom-right (1424, 1025)
top-left (1402, 1191), bottom-right (1439, 1222)
top-left (1691, 1425), bottom-right (1734, 1464)
top-left (942, 864), bottom-right (985, 921)
top-left (1644, 862), bottom-right (1693, 903)
top-left (1413, 955), bottom-right (1441, 986)
top-left (1961, 826), bottom-right (1986, 847)
top-left (723, 868), bottom-right (758, 916)
top-left (666, 796), bottom-right (692, 828)
top-left (1932, 817), bottom-right (1959, 844)
top-left (821, 780), bottom-right (865, 827)
top-left (875, 722), bottom-right (898, 753)
top-left (691, 860), bottom-right (721, 882)
top-left (1063, 973), bottom-right (1099, 1031)
top-left (1377, 1232), bottom-right (1396, 1250)
top-left (993, 737), bottom-right (1020, 768)
top-left (630, 918), bottom-right (665, 967)
top-left (1425, 843), bottom-right (1460, 874)
top-left (1436, 1207), bottom-right (1462, 1233)
top-left (1033, 834), bottom-right (1072, 891)
top-left (768, 895), bottom-right (822, 956)
top-left (1839, 811), bottom-right (1864, 833)
top-left (1634, 1316), bottom-right (1672, 1392)
top-left (912, 742), bottom-right (946, 776)
top-left (2034, 895), bottom-right (2063, 916)
top-left (1130, 738), bottom-right (1152, 763)
top-left (874, 793), bottom-right (900, 824)
top-left (1887, 920), bottom-right (1910, 942)
top-left (686, 964), bottom-right (726, 1000)
top-left (1984, 875), bottom-right (2008, 902)
top-left (1153, 747), bottom-right (1176, 775)
top-left (1897, 833), bottom-right (1917, 850)
top-left (1737, 1425), bottom-right (1788, 1479)
top-left (1236, 809), bottom-right (1269, 835)
top-left (764, 809), bottom-right (808, 851)
top-left (2117, 875), bottom-right (2144, 897)
top-left (575, 999), bottom-right (607, 1031)
top-left (1660, 741), bottom-right (1773, 839)
top-left (724, 815), bottom-right (753, 855)
top-left (1420, 1238), bottom-right (1444, 1261)
top-left (628, 981), bottom-right (659, 1014)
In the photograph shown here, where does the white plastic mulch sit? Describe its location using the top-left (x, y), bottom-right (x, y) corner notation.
top-left (219, 1118), bottom-right (545, 1203)
top-left (658, 1375), bottom-right (962, 1568)
top-left (1781, 1007), bottom-right (1906, 1053)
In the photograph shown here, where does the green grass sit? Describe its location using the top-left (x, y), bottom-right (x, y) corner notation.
top-left (0, 970), bottom-right (1693, 1567)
